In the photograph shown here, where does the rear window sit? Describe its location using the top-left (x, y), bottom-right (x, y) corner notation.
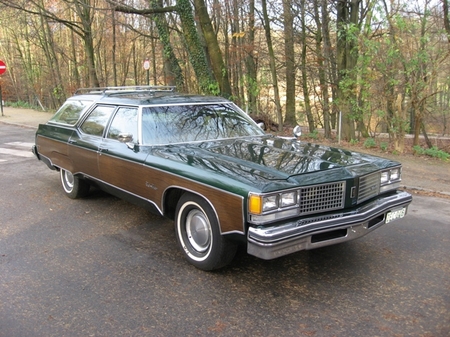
top-left (50, 100), bottom-right (92, 125)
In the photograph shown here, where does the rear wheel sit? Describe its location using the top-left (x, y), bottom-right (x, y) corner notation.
top-left (175, 193), bottom-right (237, 271)
top-left (60, 169), bottom-right (90, 199)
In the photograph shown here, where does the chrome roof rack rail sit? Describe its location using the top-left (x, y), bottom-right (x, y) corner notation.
top-left (74, 86), bottom-right (176, 95)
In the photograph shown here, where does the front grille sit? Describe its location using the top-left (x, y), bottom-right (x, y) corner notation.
top-left (358, 172), bottom-right (380, 203)
top-left (299, 182), bottom-right (345, 215)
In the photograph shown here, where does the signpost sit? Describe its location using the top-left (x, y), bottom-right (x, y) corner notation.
top-left (0, 60), bottom-right (6, 116)
top-left (143, 59), bottom-right (150, 86)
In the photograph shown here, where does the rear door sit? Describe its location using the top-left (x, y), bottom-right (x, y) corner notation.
top-left (68, 104), bottom-right (116, 179)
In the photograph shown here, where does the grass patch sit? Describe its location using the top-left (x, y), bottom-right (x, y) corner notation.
top-left (413, 145), bottom-right (449, 161)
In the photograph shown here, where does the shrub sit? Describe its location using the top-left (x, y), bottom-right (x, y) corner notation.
top-left (363, 137), bottom-right (376, 148)
top-left (413, 145), bottom-right (449, 161)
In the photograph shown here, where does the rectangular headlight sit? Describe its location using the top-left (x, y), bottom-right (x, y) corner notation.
top-left (381, 167), bottom-right (402, 185)
top-left (390, 167), bottom-right (400, 181)
top-left (381, 171), bottom-right (389, 184)
top-left (263, 195), bottom-right (278, 212)
top-left (280, 191), bottom-right (297, 207)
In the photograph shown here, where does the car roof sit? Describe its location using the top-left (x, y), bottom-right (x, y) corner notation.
top-left (69, 86), bottom-right (231, 106)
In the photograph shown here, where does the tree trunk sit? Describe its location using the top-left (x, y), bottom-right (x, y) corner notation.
top-left (336, 0), bottom-right (360, 141)
top-left (38, 3), bottom-right (66, 107)
top-left (261, 0), bottom-right (283, 131)
top-left (314, 0), bottom-right (331, 138)
top-left (282, 0), bottom-right (296, 126)
top-left (300, 0), bottom-right (314, 132)
top-left (244, 0), bottom-right (258, 114)
top-left (192, 0), bottom-right (232, 98)
top-left (151, 0), bottom-right (185, 90)
top-left (74, 0), bottom-right (100, 87)
top-left (443, 0), bottom-right (450, 42)
top-left (111, 7), bottom-right (118, 87)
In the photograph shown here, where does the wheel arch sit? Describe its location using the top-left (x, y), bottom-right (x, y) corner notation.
top-left (163, 187), bottom-right (220, 227)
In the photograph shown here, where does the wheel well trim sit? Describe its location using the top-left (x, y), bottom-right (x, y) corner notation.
top-left (163, 185), bottom-right (245, 236)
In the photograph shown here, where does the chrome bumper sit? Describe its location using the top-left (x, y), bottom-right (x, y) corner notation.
top-left (247, 191), bottom-right (412, 260)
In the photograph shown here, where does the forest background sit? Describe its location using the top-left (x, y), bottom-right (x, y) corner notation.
top-left (0, 0), bottom-right (449, 156)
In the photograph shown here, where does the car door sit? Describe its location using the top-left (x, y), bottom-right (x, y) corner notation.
top-left (68, 104), bottom-right (116, 179)
top-left (98, 106), bottom-right (150, 197)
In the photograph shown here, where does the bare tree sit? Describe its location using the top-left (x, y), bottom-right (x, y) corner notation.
top-left (282, 0), bottom-right (296, 126)
top-left (259, 0), bottom-right (283, 131)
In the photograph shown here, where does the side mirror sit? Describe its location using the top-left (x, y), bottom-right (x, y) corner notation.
top-left (126, 142), bottom-right (139, 151)
top-left (293, 125), bottom-right (302, 138)
top-left (118, 133), bottom-right (134, 143)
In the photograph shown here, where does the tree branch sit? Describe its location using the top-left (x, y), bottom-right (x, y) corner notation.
top-left (106, 1), bottom-right (177, 15)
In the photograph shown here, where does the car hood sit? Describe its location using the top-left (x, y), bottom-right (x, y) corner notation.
top-left (148, 136), bottom-right (400, 192)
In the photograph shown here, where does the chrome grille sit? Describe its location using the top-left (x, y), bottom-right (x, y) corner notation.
top-left (299, 182), bottom-right (345, 215)
top-left (358, 172), bottom-right (380, 203)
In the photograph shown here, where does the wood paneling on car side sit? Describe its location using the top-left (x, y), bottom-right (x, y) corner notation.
top-left (99, 152), bottom-right (245, 234)
top-left (36, 136), bottom-right (71, 170)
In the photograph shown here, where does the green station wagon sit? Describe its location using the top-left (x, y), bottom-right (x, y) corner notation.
top-left (33, 86), bottom-right (412, 270)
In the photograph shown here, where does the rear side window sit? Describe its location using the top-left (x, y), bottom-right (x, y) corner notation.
top-left (107, 107), bottom-right (138, 143)
top-left (80, 105), bottom-right (116, 137)
top-left (50, 100), bottom-right (92, 125)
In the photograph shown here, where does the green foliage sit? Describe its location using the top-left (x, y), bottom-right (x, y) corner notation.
top-left (350, 138), bottom-right (359, 145)
top-left (363, 137), bottom-right (376, 148)
top-left (207, 82), bottom-right (220, 96)
top-left (176, 0), bottom-right (215, 95)
top-left (5, 101), bottom-right (38, 109)
top-left (380, 142), bottom-right (388, 151)
top-left (307, 129), bottom-right (319, 139)
top-left (413, 145), bottom-right (449, 161)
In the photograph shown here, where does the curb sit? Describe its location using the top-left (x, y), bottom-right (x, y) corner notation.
top-left (0, 121), bottom-right (39, 129)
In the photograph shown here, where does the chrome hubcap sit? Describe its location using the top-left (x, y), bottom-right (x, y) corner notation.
top-left (185, 209), bottom-right (211, 253)
top-left (64, 170), bottom-right (74, 189)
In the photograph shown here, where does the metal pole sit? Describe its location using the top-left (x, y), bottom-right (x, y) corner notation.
top-left (338, 110), bottom-right (342, 145)
top-left (0, 84), bottom-right (3, 117)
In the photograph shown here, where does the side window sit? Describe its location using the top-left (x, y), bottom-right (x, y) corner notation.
top-left (107, 107), bottom-right (138, 143)
top-left (80, 105), bottom-right (116, 136)
top-left (50, 100), bottom-right (92, 125)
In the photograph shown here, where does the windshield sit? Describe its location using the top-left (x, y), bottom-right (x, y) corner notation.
top-left (142, 103), bottom-right (265, 145)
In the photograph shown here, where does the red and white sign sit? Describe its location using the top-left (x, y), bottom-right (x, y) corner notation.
top-left (143, 59), bottom-right (150, 70)
top-left (0, 60), bottom-right (6, 75)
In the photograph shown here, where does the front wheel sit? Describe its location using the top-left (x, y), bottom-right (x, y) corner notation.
top-left (60, 169), bottom-right (90, 199)
top-left (175, 193), bottom-right (237, 271)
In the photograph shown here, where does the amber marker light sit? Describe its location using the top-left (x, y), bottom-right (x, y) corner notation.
top-left (248, 194), bottom-right (262, 214)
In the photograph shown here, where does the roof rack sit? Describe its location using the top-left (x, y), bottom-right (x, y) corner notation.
top-left (74, 86), bottom-right (176, 95)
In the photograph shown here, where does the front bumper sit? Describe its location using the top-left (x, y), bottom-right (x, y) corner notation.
top-left (247, 190), bottom-right (412, 260)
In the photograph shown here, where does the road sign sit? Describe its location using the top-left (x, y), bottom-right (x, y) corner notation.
top-left (143, 59), bottom-right (150, 70)
top-left (0, 60), bottom-right (6, 75)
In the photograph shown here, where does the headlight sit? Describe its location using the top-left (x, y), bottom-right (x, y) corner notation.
top-left (280, 191), bottom-right (297, 207)
top-left (263, 195), bottom-right (278, 212)
top-left (381, 171), bottom-right (390, 184)
top-left (249, 191), bottom-right (298, 215)
top-left (390, 167), bottom-right (400, 181)
top-left (380, 166), bottom-right (402, 192)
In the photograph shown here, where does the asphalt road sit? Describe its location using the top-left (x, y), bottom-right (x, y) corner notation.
top-left (1, 124), bottom-right (449, 337)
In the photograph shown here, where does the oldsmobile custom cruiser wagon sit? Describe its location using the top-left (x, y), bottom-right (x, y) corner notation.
top-left (32, 86), bottom-right (412, 270)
